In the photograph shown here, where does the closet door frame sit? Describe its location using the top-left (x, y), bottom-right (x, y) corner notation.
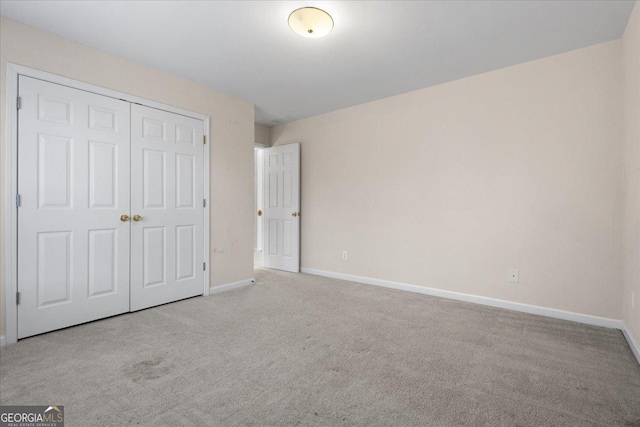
top-left (3, 63), bottom-right (211, 346)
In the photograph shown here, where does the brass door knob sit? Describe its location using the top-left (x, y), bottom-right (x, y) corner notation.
top-left (120, 214), bottom-right (130, 222)
top-left (291, 212), bottom-right (298, 217)
top-left (133, 214), bottom-right (143, 222)
top-left (257, 210), bottom-right (263, 217)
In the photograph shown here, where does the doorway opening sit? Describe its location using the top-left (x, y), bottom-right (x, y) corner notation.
top-left (254, 146), bottom-right (265, 268)
top-left (253, 142), bottom-right (301, 272)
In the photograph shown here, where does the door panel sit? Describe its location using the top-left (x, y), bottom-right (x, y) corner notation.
top-left (143, 226), bottom-right (167, 288)
top-left (176, 225), bottom-right (196, 281)
top-left (17, 76), bottom-right (131, 339)
top-left (37, 134), bottom-right (72, 208)
top-left (143, 149), bottom-right (166, 208)
top-left (263, 143), bottom-right (300, 272)
top-left (37, 231), bottom-right (71, 306)
top-left (89, 141), bottom-right (118, 208)
top-left (88, 229), bottom-right (118, 297)
top-left (130, 104), bottom-right (204, 311)
top-left (176, 154), bottom-right (195, 208)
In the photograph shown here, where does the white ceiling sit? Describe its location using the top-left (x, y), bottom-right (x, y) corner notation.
top-left (1, 1), bottom-right (635, 126)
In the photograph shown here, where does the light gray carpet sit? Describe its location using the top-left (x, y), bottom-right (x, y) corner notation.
top-left (1, 268), bottom-right (639, 426)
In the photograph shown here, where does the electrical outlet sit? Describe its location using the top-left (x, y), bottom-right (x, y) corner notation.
top-left (508, 268), bottom-right (519, 283)
top-left (342, 251), bottom-right (348, 260)
top-left (632, 291), bottom-right (635, 310)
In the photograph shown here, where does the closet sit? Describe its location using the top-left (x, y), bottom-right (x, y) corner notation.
top-left (17, 76), bottom-right (206, 338)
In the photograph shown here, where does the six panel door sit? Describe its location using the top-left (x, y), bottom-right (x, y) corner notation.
top-left (129, 104), bottom-right (205, 311)
top-left (17, 76), bottom-right (131, 338)
top-left (263, 143), bottom-right (300, 272)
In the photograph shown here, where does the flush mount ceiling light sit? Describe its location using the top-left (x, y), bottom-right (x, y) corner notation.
top-left (288, 7), bottom-right (334, 38)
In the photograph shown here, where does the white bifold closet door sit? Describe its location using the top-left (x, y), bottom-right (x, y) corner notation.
top-left (17, 76), bottom-right (131, 339)
top-left (129, 104), bottom-right (205, 311)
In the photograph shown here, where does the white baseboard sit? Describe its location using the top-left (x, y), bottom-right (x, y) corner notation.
top-left (0, 335), bottom-right (6, 347)
top-left (209, 278), bottom-right (255, 294)
top-left (301, 268), bottom-right (624, 330)
top-left (622, 325), bottom-right (640, 365)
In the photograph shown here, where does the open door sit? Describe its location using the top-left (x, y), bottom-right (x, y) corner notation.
top-left (263, 143), bottom-right (300, 272)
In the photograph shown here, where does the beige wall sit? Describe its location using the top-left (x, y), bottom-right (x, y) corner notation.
top-left (623, 3), bottom-right (640, 344)
top-left (255, 124), bottom-right (271, 146)
top-left (272, 40), bottom-right (624, 320)
top-left (0, 17), bottom-right (255, 335)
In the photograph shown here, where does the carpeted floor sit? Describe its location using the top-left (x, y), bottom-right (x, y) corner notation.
top-left (1, 268), bottom-right (639, 426)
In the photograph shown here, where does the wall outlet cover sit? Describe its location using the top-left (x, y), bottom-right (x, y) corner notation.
top-left (508, 268), bottom-right (519, 283)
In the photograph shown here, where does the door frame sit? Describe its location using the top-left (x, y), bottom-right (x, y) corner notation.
top-left (3, 63), bottom-right (212, 346)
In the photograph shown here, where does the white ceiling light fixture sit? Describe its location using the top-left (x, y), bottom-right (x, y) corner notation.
top-left (288, 7), bottom-right (334, 38)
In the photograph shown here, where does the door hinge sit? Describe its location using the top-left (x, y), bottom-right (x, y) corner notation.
top-left (203, 135), bottom-right (206, 145)
top-left (16, 292), bottom-right (20, 305)
top-left (203, 199), bottom-right (206, 208)
top-left (16, 97), bottom-right (21, 110)
top-left (203, 262), bottom-right (206, 271)
top-left (15, 193), bottom-right (21, 207)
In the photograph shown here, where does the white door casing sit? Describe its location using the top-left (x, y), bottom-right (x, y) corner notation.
top-left (130, 104), bottom-right (205, 311)
top-left (17, 76), bottom-right (131, 338)
top-left (263, 143), bottom-right (300, 272)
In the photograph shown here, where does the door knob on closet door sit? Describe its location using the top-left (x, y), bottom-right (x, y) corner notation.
top-left (120, 214), bottom-right (130, 222)
top-left (133, 214), bottom-right (143, 222)
top-left (291, 212), bottom-right (298, 217)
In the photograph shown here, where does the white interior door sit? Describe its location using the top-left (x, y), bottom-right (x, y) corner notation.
top-left (130, 104), bottom-right (205, 311)
top-left (263, 143), bottom-right (300, 272)
top-left (17, 76), bottom-right (131, 338)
